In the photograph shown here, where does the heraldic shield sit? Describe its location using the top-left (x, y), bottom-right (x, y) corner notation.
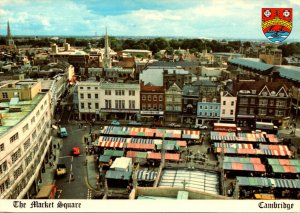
top-left (262, 8), bottom-right (292, 43)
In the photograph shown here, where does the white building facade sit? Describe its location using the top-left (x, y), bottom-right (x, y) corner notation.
top-left (0, 92), bottom-right (52, 199)
top-left (220, 91), bottom-right (237, 122)
top-left (78, 80), bottom-right (140, 121)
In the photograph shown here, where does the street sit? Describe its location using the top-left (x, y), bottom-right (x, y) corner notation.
top-left (54, 124), bottom-right (90, 199)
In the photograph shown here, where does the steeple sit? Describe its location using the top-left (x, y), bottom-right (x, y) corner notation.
top-left (103, 27), bottom-right (112, 69)
top-left (6, 21), bottom-right (14, 46)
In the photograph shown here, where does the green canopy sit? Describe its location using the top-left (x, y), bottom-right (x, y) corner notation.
top-left (103, 149), bottom-right (124, 157)
top-left (99, 155), bottom-right (111, 163)
top-left (271, 165), bottom-right (285, 173)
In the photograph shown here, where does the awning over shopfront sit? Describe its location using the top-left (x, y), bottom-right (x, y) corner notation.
top-left (237, 176), bottom-right (300, 189)
top-left (136, 170), bottom-right (158, 181)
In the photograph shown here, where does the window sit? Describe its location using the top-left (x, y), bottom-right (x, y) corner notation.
top-left (269, 100), bottom-right (274, 106)
top-left (25, 154), bottom-right (33, 166)
top-left (95, 87), bottom-right (98, 90)
top-left (105, 100), bottom-right (111, 108)
top-left (105, 90), bottom-right (111, 95)
top-left (223, 101), bottom-right (226, 105)
top-left (95, 94), bottom-right (99, 99)
top-left (2, 92), bottom-right (8, 99)
top-left (222, 109), bottom-right (225, 114)
top-left (142, 95), bottom-right (146, 101)
top-left (204, 106), bottom-right (208, 110)
top-left (115, 90), bottom-right (124, 96)
top-left (240, 98), bottom-right (248, 104)
top-left (41, 104), bottom-right (44, 110)
top-left (80, 93), bottom-right (84, 99)
top-left (249, 108), bottom-right (254, 114)
top-left (129, 90), bottom-right (135, 96)
top-left (129, 100), bottom-right (135, 109)
top-left (81, 103), bottom-right (84, 109)
top-left (258, 109), bottom-right (267, 115)
top-left (87, 87), bottom-right (91, 90)
top-left (230, 110), bottom-right (234, 115)
top-left (10, 133), bottom-right (19, 143)
top-left (202, 98), bottom-right (206, 102)
top-left (11, 148), bottom-right (21, 164)
top-left (153, 104), bottom-right (157, 110)
top-left (142, 104), bottom-right (146, 110)
top-left (238, 108), bottom-right (247, 115)
top-left (88, 103), bottom-right (91, 109)
top-left (13, 165), bottom-right (23, 180)
top-left (95, 103), bottom-right (99, 109)
top-left (22, 124), bottom-right (29, 133)
top-left (199, 112), bottom-right (202, 116)
top-left (210, 106), bottom-right (213, 110)
top-left (148, 95), bottom-right (151, 101)
top-left (0, 179), bottom-right (9, 194)
top-left (214, 112), bottom-right (218, 116)
top-left (0, 161), bottom-right (7, 175)
top-left (32, 130), bottom-right (37, 140)
top-left (115, 100), bottom-right (125, 109)
top-left (275, 110), bottom-right (284, 116)
top-left (159, 95), bottom-right (163, 101)
top-left (259, 99), bottom-right (268, 106)
top-left (276, 100), bottom-right (286, 107)
top-left (37, 110), bottom-right (40, 117)
top-left (148, 104), bottom-right (151, 110)
top-left (212, 98), bottom-right (217, 103)
top-left (231, 101), bottom-right (234, 106)
top-left (209, 112), bottom-right (212, 116)
top-left (153, 96), bottom-right (157, 101)
top-left (23, 139), bottom-right (30, 151)
top-left (80, 87), bottom-right (83, 89)
top-left (159, 104), bottom-right (162, 110)
top-left (199, 106), bottom-right (203, 110)
top-left (215, 106), bottom-right (219, 110)
top-left (87, 94), bottom-right (91, 99)
top-left (0, 143), bottom-right (4, 151)
top-left (31, 116), bottom-right (35, 124)
top-left (250, 98), bottom-right (256, 105)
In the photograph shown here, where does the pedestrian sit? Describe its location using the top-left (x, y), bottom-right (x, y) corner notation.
top-left (57, 143), bottom-right (60, 149)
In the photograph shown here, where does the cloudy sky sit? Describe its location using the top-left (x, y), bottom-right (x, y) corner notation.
top-left (0, 0), bottom-right (299, 39)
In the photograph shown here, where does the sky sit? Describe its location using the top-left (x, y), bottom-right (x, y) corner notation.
top-left (0, 0), bottom-right (299, 40)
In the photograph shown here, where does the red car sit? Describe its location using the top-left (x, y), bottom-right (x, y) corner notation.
top-left (72, 147), bottom-right (80, 156)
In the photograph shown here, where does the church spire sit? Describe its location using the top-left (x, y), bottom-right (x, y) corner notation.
top-left (6, 21), bottom-right (14, 46)
top-left (103, 27), bottom-right (112, 69)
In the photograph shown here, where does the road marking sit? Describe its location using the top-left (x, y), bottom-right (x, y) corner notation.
top-left (59, 155), bottom-right (72, 159)
top-left (87, 189), bottom-right (92, 199)
top-left (56, 189), bottom-right (62, 199)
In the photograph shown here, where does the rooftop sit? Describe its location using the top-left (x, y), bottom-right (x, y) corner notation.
top-left (0, 93), bottom-right (45, 137)
top-left (228, 58), bottom-right (274, 72)
top-left (275, 65), bottom-right (300, 83)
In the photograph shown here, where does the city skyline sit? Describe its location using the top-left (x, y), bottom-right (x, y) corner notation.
top-left (0, 0), bottom-right (299, 40)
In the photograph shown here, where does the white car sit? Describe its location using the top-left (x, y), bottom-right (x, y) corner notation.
top-left (194, 124), bottom-right (207, 129)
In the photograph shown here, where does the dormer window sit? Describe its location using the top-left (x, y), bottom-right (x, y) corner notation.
top-left (202, 98), bottom-right (206, 103)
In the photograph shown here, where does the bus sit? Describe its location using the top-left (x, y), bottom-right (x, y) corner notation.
top-left (35, 184), bottom-right (56, 199)
top-left (255, 122), bottom-right (278, 134)
top-left (213, 123), bottom-right (241, 132)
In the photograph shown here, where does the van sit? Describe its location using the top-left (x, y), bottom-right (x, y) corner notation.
top-left (35, 184), bottom-right (56, 199)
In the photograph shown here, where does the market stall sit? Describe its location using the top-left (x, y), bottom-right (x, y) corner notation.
top-left (210, 131), bottom-right (237, 141)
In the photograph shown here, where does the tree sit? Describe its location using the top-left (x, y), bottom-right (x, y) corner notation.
top-left (165, 47), bottom-right (174, 55)
top-left (149, 37), bottom-right (169, 53)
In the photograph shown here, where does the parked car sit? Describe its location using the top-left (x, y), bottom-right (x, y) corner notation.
top-left (128, 121), bottom-right (143, 126)
top-left (111, 120), bottom-right (120, 126)
top-left (194, 124), bottom-right (208, 129)
top-left (168, 123), bottom-right (175, 127)
top-left (57, 127), bottom-right (68, 138)
top-left (72, 147), bottom-right (80, 156)
top-left (56, 164), bottom-right (67, 177)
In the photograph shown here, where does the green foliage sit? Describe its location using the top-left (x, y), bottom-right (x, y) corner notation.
top-left (278, 42), bottom-right (300, 57)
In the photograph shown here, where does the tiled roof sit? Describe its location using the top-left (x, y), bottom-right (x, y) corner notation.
top-left (236, 80), bottom-right (289, 94)
top-left (182, 85), bottom-right (199, 96)
top-left (228, 58), bottom-right (274, 72)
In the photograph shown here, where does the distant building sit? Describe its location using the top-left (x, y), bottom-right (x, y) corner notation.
top-left (6, 21), bottom-right (15, 47)
top-left (182, 84), bottom-right (199, 124)
top-left (196, 97), bottom-right (220, 125)
top-left (77, 79), bottom-right (140, 121)
top-left (164, 82), bottom-right (182, 123)
top-left (140, 82), bottom-right (164, 122)
top-left (220, 91), bottom-right (237, 122)
top-left (259, 49), bottom-right (282, 65)
top-left (235, 80), bottom-right (290, 127)
top-left (122, 49), bottom-right (152, 58)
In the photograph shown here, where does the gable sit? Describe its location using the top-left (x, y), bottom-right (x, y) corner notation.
top-left (258, 85), bottom-right (271, 96)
